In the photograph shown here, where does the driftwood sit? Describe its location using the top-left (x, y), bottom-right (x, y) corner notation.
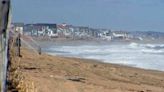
top-left (67, 76), bottom-right (86, 83)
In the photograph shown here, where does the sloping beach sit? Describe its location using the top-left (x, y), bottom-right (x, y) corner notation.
top-left (8, 47), bottom-right (164, 92)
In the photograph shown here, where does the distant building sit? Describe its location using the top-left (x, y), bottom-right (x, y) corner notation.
top-left (13, 23), bottom-right (24, 35)
top-left (97, 29), bottom-right (112, 40)
top-left (24, 23), bottom-right (57, 37)
top-left (24, 24), bottom-right (34, 36)
top-left (57, 23), bottom-right (73, 38)
top-left (112, 31), bottom-right (128, 40)
top-left (88, 28), bottom-right (99, 38)
top-left (77, 26), bottom-right (90, 38)
top-left (35, 23), bottom-right (57, 37)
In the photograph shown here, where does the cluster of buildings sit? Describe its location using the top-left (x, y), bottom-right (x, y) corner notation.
top-left (12, 23), bottom-right (136, 41)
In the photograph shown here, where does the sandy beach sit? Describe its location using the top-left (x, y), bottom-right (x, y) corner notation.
top-left (7, 47), bottom-right (164, 92)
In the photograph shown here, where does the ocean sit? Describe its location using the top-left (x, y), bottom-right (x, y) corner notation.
top-left (42, 41), bottom-right (164, 71)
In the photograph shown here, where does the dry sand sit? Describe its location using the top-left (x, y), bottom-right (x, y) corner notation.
top-left (15, 48), bottom-right (164, 92)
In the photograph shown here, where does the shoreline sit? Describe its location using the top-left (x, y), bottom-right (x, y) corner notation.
top-left (45, 51), bottom-right (164, 72)
top-left (10, 48), bottom-right (164, 92)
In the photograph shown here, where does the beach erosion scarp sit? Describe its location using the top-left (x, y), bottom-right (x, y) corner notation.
top-left (8, 47), bottom-right (164, 92)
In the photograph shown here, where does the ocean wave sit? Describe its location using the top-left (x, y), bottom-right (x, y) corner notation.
top-left (44, 43), bottom-right (164, 71)
top-left (145, 44), bottom-right (164, 50)
top-left (141, 49), bottom-right (164, 54)
top-left (128, 43), bottom-right (164, 53)
top-left (128, 42), bottom-right (140, 49)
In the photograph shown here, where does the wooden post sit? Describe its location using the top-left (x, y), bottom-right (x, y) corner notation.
top-left (16, 33), bottom-right (21, 57)
top-left (38, 46), bottom-right (41, 55)
top-left (18, 33), bottom-right (21, 57)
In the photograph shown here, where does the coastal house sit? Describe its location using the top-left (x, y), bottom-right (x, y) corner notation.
top-left (57, 23), bottom-right (73, 38)
top-left (98, 29), bottom-right (112, 40)
top-left (112, 31), bottom-right (129, 40)
top-left (66, 26), bottom-right (96, 39)
top-left (78, 26), bottom-right (90, 37)
top-left (13, 23), bottom-right (24, 35)
top-left (32, 23), bottom-right (58, 37)
top-left (88, 28), bottom-right (99, 38)
top-left (23, 24), bottom-right (34, 36)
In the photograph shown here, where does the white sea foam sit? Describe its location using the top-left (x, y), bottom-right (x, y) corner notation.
top-left (129, 42), bottom-right (139, 48)
top-left (44, 42), bottom-right (164, 71)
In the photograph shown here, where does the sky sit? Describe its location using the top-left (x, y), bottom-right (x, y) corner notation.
top-left (12, 0), bottom-right (164, 32)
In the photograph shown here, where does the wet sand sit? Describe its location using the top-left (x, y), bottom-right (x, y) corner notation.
top-left (16, 48), bottom-right (164, 92)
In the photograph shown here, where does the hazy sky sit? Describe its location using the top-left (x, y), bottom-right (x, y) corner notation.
top-left (12, 0), bottom-right (164, 32)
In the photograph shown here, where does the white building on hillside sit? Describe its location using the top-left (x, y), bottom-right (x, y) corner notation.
top-left (112, 31), bottom-right (128, 39)
top-left (13, 23), bottom-right (24, 35)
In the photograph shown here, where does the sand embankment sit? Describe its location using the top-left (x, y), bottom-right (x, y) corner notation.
top-left (9, 48), bottom-right (164, 92)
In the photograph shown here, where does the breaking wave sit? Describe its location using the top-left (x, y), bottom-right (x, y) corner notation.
top-left (145, 44), bottom-right (164, 50)
top-left (44, 42), bottom-right (164, 71)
